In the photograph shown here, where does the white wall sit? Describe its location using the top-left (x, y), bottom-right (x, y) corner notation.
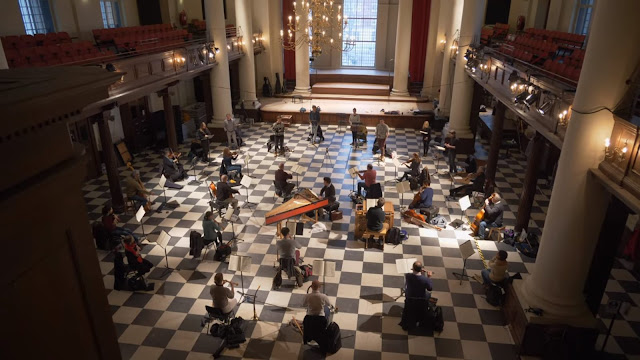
top-left (546, 0), bottom-right (576, 32)
top-left (122, 0), bottom-right (140, 26)
top-left (0, 1), bottom-right (26, 36)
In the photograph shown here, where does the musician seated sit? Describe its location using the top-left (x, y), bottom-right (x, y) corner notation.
top-left (203, 211), bottom-right (222, 247)
top-left (123, 235), bottom-right (153, 276)
top-left (216, 175), bottom-right (239, 211)
top-left (409, 183), bottom-right (434, 210)
top-left (366, 198), bottom-right (388, 244)
top-left (398, 153), bottom-right (422, 182)
top-left (320, 177), bottom-right (340, 215)
top-left (477, 193), bottom-right (505, 239)
top-left (277, 228), bottom-right (302, 265)
top-left (196, 122), bottom-right (212, 162)
top-left (189, 140), bottom-right (205, 163)
top-left (357, 163), bottom-right (377, 197)
top-left (125, 170), bottom-right (153, 212)
top-left (476, 251), bottom-right (509, 289)
top-left (222, 148), bottom-right (242, 178)
top-left (449, 166), bottom-right (486, 199)
top-left (275, 162), bottom-right (295, 198)
top-left (303, 280), bottom-right (335, 345)
top-left (400, 261), bottom-right (434, 330)
top-left (464, 154), bottom-right (478, 174)
top-left (162, 149), bottom-right (187, 183)
top-left (210, 273), bottom-right (237, 314)
top-left (102, 205), bottom-right (141, 243)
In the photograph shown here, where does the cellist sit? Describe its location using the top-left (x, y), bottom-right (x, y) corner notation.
top-left (409, 182), bottom-right (434, 210)
top-left (125, 170), bottom-right (153, 212)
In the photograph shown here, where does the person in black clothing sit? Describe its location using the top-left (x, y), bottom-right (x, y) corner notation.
top-left (189, 140), bottom-right (204, 162)
top-left (400, 261), bottom-right (434, 330)
top-left (421, 121), bottom-right (431, 156)
top-left (366, 197), bottom-right (386, 232)
top-left (319, 177), bottom-right (339, 214)
top-left (478, 193), bottom-right (505, 239)
top-left (398, 153), bottom-right (422, 182)
top-left (449, 166), bottom-right (486, 199)
top-left (464, 154), bottom-right (477, 174)
top-left (162, 149), bottom-right (187, 182)
top-left (196, 122), bottom-right (213, 162)
top-left (216, 174), bottom-right (239, 211)
top-left (444, 130), bottom-right (458, 173)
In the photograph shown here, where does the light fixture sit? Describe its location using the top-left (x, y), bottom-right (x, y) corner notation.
top-left (281, 0), bottom-right (353, 59)
top-left (214, 47), bottom-right (220, 54)
top-left (463, 49), bottom-right (472, 61)
top-left (514, 90), bottom-right (529, 104)
top-left (558, 109), bottom-right (569, 124)
top-left (537, 100), bottom-right (553, 115)
top-left (605, 138), bottom-right (629, 162)
top-left (524, 91), bottom-right (540, 109)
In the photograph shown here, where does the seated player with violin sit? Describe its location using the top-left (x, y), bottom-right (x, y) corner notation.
top-left (125, 169), bottom-right (154, 212)
top-left (357, 163), bottom-right (377, 197)
top-left (162, 148), bottom-right (187, 182)
top-left (210, 273), bottom-right (238, 314)
top-left (222, 148), bottom-right (243, 177)
top-left (449, 165), bottom-right (485, 199)
top-left (409, 182), bottom-right (434, 210)
top-left (476, 193), bottom-right (505, 239)
top-left (398, 153), bottom-right (422, 182)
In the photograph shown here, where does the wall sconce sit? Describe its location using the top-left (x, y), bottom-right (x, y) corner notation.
top-left (558, 109), bottom-right (568, 125)
top-left (605, 138), bottom-right (628, 162)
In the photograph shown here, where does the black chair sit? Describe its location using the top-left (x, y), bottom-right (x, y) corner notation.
top-left (203, 305), bottom-right (235, 333)
top-left (366, 183), bottom-right (383, 199)
top-left (400, 297), bottom-right (430, 331)
top-left (124, 248), bottom-right (152, 276)
top-left (303, 315), bottom-right (328, 345)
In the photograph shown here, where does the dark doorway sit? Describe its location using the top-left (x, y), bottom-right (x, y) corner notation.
top-left (485, 0), bottom-right (511, 25)
top-left (137, 0), bottom-right (163, 25)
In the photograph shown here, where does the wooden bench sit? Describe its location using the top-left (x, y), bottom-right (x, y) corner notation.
top-left (362, 223), bottom-right (389, 250)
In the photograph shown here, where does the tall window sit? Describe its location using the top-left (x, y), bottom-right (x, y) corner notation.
top-left (341, 0), bottom-right (378, 67)
top-left (573, 0), bottom-right (594, 35)
top-left (100, 0), bottom-right (122, 29)
top-left (18, 0), bottom-right (55, 35)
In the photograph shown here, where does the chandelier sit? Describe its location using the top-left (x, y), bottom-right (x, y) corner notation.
top-left (280, 0), bottom-right (355, 59)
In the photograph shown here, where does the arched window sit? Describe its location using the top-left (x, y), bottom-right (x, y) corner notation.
top-left (100, 0), bottom-right (122, 29)
top-left (573, 0), bottom-right (594, 36)
top-left (341, 0), bottom-right (378, 68)
top-left (18, 0), bottom-right (55, 35)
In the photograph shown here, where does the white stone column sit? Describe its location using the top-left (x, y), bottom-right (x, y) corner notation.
top-left (293, 11), bottom-right (311, 94)
top-left (268, 0), bottom-right (284, 84)
top-left (448, 0), bottom-right (486, 138)
top-left (421, 0), bottom-right (441, 99)
top-left (438, 0), bottom-right (463, 116)
top-left (235, 0), bottom-right (260, 108)
top-left (522, 0), bottom-right (640, 319)
top-left (390, 0), bottom-right (413, 96)
top-left (205, 0), bottom-right (233, 125)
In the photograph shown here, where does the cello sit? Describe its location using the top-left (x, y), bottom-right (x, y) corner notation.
top-left (470, 194), bottom-right (494, 236)
top-left (127, 162), bottom-right (152, 212)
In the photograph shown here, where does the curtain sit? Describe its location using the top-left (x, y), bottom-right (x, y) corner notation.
top-left (408, 0), bottom-right (431, 83)
top-left (283, 0), bottom-right (296, 80)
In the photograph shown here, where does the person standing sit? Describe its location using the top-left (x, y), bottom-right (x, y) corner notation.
top-left (421, 120), bottom-right (431, 156)
top-left (196, 122), bottom-right (213, 161)
top-left (375, 119), bottom-right (390, 161)
top-left (308, 105), bottom-right (324, 144)
top-left (348, 107), bottom-right (361, 146)
top-left (272, 117), bottom-right (285, 155)
top-left (444, 130), bottom-right (458, 173)
top-left (223, 114), bottom-right (238, 149)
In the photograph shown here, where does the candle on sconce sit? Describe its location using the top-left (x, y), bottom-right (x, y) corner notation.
top-left (605, 138), bottom-right (610, 148)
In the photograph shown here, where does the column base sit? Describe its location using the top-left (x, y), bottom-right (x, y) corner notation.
top-left (453, 136), bottom-right (476, 155)
top-left (503, 279), bottom-right (598, 357)
top-left (390, 89), bottom-right (410, 97)
top-left (522, 276), bottom-right (595, 320)
top-left (236, 99), bottom-right (262, 109)
top-left (419, 88), bottom-right (434, 100)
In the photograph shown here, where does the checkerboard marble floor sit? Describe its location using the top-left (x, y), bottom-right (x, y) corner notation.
top-left (84, 123), bottom-right (640, 360)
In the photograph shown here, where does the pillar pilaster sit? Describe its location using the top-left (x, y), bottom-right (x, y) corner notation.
top-left (236, 0), bottom-right (260, 109)
top-left (390, 0), bottom-right (413, 96)
top-left (96, 109), bottom-right (124, 213)
top-left (206, 0), bottom-right (233, 128)
top-left (515, 133), bottom-right (544, 233)
top-left (421, 0), bottom-right (441, 99)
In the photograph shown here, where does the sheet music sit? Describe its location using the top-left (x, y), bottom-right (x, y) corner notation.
top-left (240, 175), bottom-right (253, 188)
top-left (228, 255), bottom-right (252, 272)
top-left (244, 155), bottom-right (250, 166)
top-left (392, 157), bottom-right (401, 169)
top-left (156, 230), bottom-right (170, 249)
top-left (520, 228), bottom-right (527, 243)
top-left (435, 145), bottom-right (446, 151)
top-left (312, 260), bottom-right (336, 277)
top-left (459, 195), bottom-right (471, 211)
top-left (395, 258), bottom-right (417, 274)
top-left (459, 240), bottom-right (475, 260)
top-left (348, 167), bottom-right (359, 179)
top-left (159, 174), bottom-right (167, 188)
top-left (224, 209), bottom-right (234, 221)
top-left (395, 181), bottom-right (411, 193)
top-left (286, 221), bottom-right (297, 238)
top-left (135, 206), bottom-right (146, 223)
top-left (420, 131), bottom-right (430, 135)
top-left (291, 165), bottom-right (305, 174)
top-left (365, 199), bottom-right (378, 212)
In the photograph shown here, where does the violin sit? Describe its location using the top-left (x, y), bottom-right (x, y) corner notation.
top-left (169, 148), bottom-right (182, 162)
top-left (126, 162), bottom-right (152, 212)
top-left (223, 280), bottom-right (239, 286)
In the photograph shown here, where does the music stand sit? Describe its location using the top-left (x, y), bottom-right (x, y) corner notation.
top-left (348, 167), bottom-right (359, 196)
top-left (453, 240), bottom-right (475, 285)
top-left (240, 175), bottom-right (255, 208)
top-left (244, 154), bottom-right (251, 177)
top-left (188, 157), bottom-right (201, 185)
top-left (394, 258), bottom-right (417, 300)
top-left (225, 208), bottom-right (243, 242)
top-left (291, 164), bottom-right (305, 189)
top-left (157, 174), bottom-right (179, 212)
top-left (156, 230), bottom-right (175, 277)
top-left (229, 254), bottom-right (252, 302)
top-left (312, 259), bottom-right (336, 290)
top-left (135, 206), bottom-right (147, 239)
top-left (459, 195), bottom-right (471, 223)
top-left (395, 181), bottom-right (411, 211)
top-left (432, 146), bottom-right (446, 176)
top-left (389, 156), bottom-right (402, 185)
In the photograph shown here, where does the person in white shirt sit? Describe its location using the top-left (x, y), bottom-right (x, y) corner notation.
top-left (303, 280), bottom-right (333, 318)
top-left (348, 107), bottom-right (361, 146)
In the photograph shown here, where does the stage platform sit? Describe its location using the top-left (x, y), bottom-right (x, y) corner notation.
top-left (259, 97), bottom-right (434, 129)
top-left (309, 68), bottom-right (393, 86)
top-left (311, 82), bottom-right (390, 96)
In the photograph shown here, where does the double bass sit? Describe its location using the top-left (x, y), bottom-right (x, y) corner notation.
top-left (470, 194), bottom-right (494, 236)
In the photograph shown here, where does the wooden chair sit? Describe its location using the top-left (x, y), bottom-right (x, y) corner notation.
top-left (362, 223), bottom-right (389, 250)
top-left (488, 226), bottom-right (506, 242)
top-left (124, 196), bottom-right (137, 215)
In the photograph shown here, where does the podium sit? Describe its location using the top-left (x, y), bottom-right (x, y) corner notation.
top-left (229, 255), bottom-right (252, 302)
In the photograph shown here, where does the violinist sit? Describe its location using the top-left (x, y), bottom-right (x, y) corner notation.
top-left (397, 153), bottom-right (421, 182)
top-left (196, 122), bottom-right (213, 162)
top-left (162, 148), bottom-right (187, 182)
top-left (476, 193), bottom-right (505, 239)
top-left (125, 170), bottom-right (153, 212)
top-left (409, 182), bottom-right (433, 210)
top-left (357, 163), bottom-right (377, 197)
top-left (210, 273), bottom-right (238, 314)
top-left (222, 148), bottom-right (243, 177)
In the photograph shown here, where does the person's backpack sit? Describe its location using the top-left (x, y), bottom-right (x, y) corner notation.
top-left (300, 264), bottom-right (313, 281)
top-left (295, 271), bottom-right (304, 287)
top-left (321, 322), bottom-right (342, 354)
top-left (515, 242), bottom-right (538, 258)
top-left (214, 242), bottom-right (232, 261)
top-left (113, 252), bottom-right (127, 291)
top-left (93, 222), bottom-right (111, 250)
top-left (272, 270), bottom-right (283, 290)
top-left (432, 306), bottom-right (444, 332)
top-left (399, 230), bottom-right (409, 241)
top-left (430, 215), bottom-right (447, 227)
top-left (385, 227), bottom-right (401, 245)
top-left (486, 285), bottom-right (505, 306)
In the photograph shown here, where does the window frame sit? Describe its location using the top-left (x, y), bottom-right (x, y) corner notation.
top-left (572, 0), bottom-right (594, 36)
top-left (100, 0), bottom-right (122, 29)
top-left (341, 0), bottom-right (378, 68)
top-left (18, 0), bottom-right (55, 35)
